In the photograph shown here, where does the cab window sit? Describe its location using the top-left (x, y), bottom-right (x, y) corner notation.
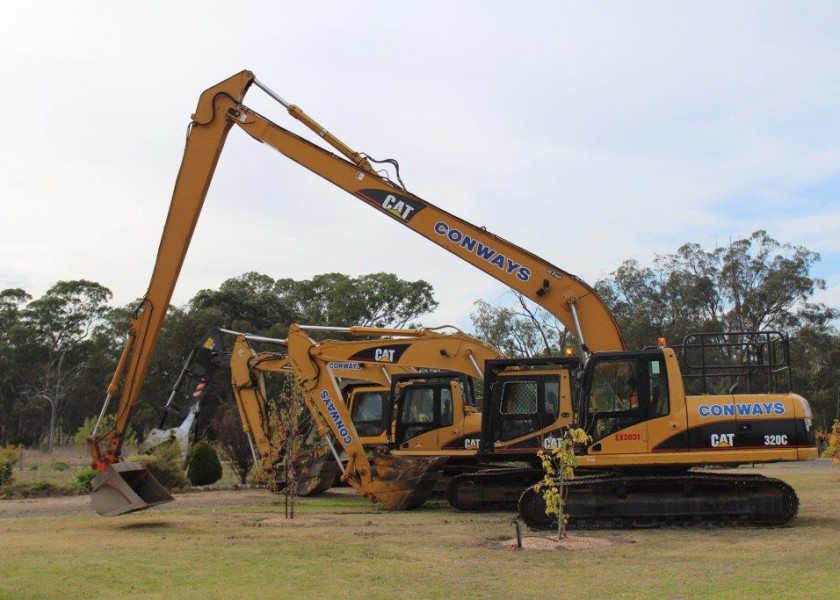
top-left (497, 380), bottom-right (536, 441)
top-left (585, 357), bottom-right (670, 441)
top-left (587, 360), bottom-right (640, 441)
top-left (351, 392), bottom-right (385, 437)
top-left (441, 387), bottom-right (453, 427)
top-left (544, 380), bottom-right (559, 422)
top-left (648, 359), bottom-right (669, 417)
top-left (401, 387), bottom-right (435, 424)
top-left (501, 380), bottom-right (537, 415)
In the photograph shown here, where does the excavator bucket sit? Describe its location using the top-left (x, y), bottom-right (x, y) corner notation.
top-left (91, 462), bottom-right (174, 516)
top-left (296, 454), bottom-right (342, 496)
top-left (366, 454), bottom-right (447, 510)
top-left (271, 449), bottom-right (342, 497)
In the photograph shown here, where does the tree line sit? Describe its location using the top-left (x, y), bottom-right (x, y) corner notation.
top-left (0, 272), bottom-right (437, 450)
top-left (470, 231), bottom-right (839, 430)
top-left (1, 230), bottom-right (838, 452)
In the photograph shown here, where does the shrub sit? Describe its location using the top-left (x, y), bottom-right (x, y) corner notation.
top-left (126, 442), bottom-right (188, 490)
top-left (1, 481), bottom-right (59, 498)
top-left (823, 420), bottom-right (840, 464)
top-left (151, 439), bottom-right (183, 465)
top-left (0, 446), bottom-right (21, 488)
top-left (50, 461), bottom-right (71, 472)
top-left (124, 454), bottom-right (188, 490)
top-left (187, 441), bottom-right (222, 486)
top-left (248, 463), bottom-right (269, 487)
top-left (73, 467), bottom-right (99, 493)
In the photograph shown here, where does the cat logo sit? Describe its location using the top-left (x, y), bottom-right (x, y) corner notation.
top-left (543, 436), bottom-right (561, 449)
top-left (711, 433), bottom-right (735, 448)
top-left (382, 194), bottom-right (416, 221)
top-left (357, 189), bottom-right (425, 222)
top-left (349, 344), bottom-right (409, 363)
top-left (374, 348), bottom-right (396, 362)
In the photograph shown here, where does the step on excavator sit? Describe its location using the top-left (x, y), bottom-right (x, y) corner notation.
top-left (90, 70), bottom-right (817, 524)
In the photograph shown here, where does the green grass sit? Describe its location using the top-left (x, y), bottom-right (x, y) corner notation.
top-left (1, 461), bottom-right (838, 599)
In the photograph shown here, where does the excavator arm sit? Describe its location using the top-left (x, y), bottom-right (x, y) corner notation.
top-left (92, 70), bottom-right (622, 467)
top-left (89, 73), bottom-right (255, 468)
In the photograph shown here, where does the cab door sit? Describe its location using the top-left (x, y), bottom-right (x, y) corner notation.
top-left (491, 372), bottom-right (568, 451)
top-left (394, 379), bottom-right (465, 450)
top-left (581, 354), bottom-right (670, 455)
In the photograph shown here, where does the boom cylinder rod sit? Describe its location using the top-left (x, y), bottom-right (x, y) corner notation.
top-left (468, 352), bottom-right (484, 379)
top-left (91, 393), bottom-right (114, 440)
top-left (217, 328), bottom-right (288, 346)
top-left (253, 78), bottom-right (290, 109)
top-left (299, 324), bottom-right (427, 337)
top-left (91, 331), bottom-right (136, 439)
top-left (380, 366), bottom-right (392, 384)
top-left (324, 434), bottom-right (345, 475)
top-left (161, 348), bottom-right (198, 411)
top-left (246, 433), bottom-right (259, 466)
top-left (251, 79), bottom-right (374, 173)
top-left (568, 302), bottom-right (590, 361)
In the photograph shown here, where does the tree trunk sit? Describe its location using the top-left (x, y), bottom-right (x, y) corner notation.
top-left (48, 405), bottom-right (58, 453)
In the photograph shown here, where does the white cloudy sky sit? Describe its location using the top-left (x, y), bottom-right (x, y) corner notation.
top-left (1, 1), bottom-right (838, 332)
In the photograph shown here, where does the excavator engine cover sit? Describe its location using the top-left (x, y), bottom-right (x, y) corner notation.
top-left (91, 462), bottom-right (174, 516)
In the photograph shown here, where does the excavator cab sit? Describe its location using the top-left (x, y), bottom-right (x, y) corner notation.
top-left (479, 357), bottom-right (579, 458)
top-left (389, 372), bottom-right (477, 449)
top-left (575, 332), bottom-right (816, 464)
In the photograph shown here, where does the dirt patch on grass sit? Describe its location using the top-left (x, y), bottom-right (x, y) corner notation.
top-left (252, 516), bottom-right (331, 527)
top-left (498, 534), bottom-right (627, 552)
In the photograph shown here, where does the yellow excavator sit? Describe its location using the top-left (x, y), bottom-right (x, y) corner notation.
top-left (228, 323), bottom-right (510, 507)
top-left (90, 70), bottom-right (817, 525)
top-left (147, 323), bottom-right (510, 489)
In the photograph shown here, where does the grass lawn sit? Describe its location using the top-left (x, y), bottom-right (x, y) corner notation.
top-left (0, 457), bottom-right (838, 599)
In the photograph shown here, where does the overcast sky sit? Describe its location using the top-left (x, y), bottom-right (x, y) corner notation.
top-left (2, 1), bottom-right (838, 334)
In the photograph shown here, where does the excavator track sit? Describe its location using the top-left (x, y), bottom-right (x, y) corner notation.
top-left (448, 468), bottom-right (799, 528)
top-left (518, 471), bottom-right (799, 530)
top-left (447, 467), bottom-right (541, 510)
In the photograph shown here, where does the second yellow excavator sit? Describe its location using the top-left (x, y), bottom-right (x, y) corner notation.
top-left (228, 323), bottom-right (507, 508)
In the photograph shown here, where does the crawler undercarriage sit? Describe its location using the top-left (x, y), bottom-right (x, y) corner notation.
top-left (448, 468), bottom-right (799, 529)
